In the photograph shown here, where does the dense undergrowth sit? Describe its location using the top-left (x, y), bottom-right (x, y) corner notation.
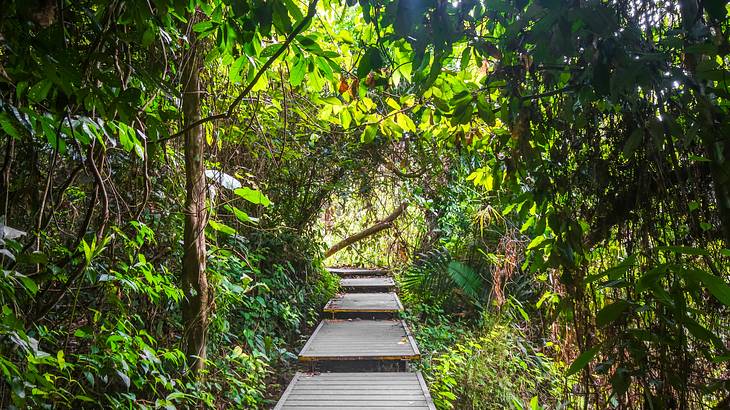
top-left (407, 306), bottom-right (566, 410)
top-left (1, 221), bottom-right (338, 408)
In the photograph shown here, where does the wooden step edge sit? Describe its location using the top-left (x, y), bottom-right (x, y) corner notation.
top-left (326, 267), bottom-right (391, 276)
top-left (298, 353), bottom-right (421, 362)
top-left (322, 292), bottom-right (404, 313)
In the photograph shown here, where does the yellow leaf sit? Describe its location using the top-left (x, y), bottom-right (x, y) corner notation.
top-left (386, 97), bottom-right (400, 110)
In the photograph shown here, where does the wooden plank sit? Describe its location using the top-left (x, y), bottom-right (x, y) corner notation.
top-left (298, 320), bottom-right (419, 361)
top-left (327, 267), bottom-right (389, 276)
top-left (323, 293), bottom-right (403, 313)
top-left (340, 277), bottom-right (395, 289)
top-left (275, 372), bottom-right (434, 410)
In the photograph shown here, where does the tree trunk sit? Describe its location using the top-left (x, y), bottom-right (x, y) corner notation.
top-left (181, 14), bottom-right (209, 374)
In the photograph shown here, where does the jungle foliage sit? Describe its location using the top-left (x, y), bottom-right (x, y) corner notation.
top-left (0, 0), bottom-right (729, 408)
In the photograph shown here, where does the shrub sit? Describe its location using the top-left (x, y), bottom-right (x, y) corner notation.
top-left (414, 316), bottom-right (565, 410)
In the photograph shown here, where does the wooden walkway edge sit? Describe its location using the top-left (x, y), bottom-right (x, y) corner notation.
top-left (274, 266), bottom-right (435, 409)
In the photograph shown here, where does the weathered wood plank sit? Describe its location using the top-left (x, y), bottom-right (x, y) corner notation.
top-left (274, 372), bottom-right (436, 410)
top-left (339, 277), bottom-right (395, 292)
top-left (298, 320), bottom-right (419, 361)
top-left (323, 292), bottom-right (403, 313)
top-left (327, 267), bottom-right (390, 276)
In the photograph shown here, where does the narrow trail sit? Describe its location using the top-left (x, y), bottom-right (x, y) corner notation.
top-left (274, 267), bottom-right (436, 409)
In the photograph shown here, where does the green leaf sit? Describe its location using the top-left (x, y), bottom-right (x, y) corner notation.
top-left (586, 255), bottom-right (636, 283)
top-left (16, 274), bottom-right (38, 295)
top-left (284, 0), bottom-right (304, 22)
top-left (688, 155), bottom-right (710, 162)
top-left (357, 47), bottom-right (384, 78)
top-left (361, 124), bottom-right (377, 143)
top-left (224, 204), bottom-right (258, 224)
top-left (684, 268), bottom-right (730, 307)
top-left (57, 350), bottom-right (66, 369)
top-left (192, 21), bottom-right (214, 33)
top-left (451, 100), bottom-right (473, 125)
top-left (591, 61), bottom-right (611, 96)
top-left (460, 46), bottom-right (471, 70)
top-left (595, 300), bottom-right (630, 327)
top-left (166, 391), bottom-right (187, 401)
top-left (272, 0), bottom-right (292, 33)
top-left (234, 187), bottom-right (271, 206)
top-left (476, 95), bottom-right (495, 125)
top-left (637, 264), bottom-right (672, 292)
top-left (117, 123), bottom-right (134, 152)
top-left (396, 113), bottom-right (416, 132)
top-left (289, 57), bottom-right (307, 87)
top-left (610, 369), bottom-right (630, 396)
top-left (567, 345), bottom-right (600, 376)
top-left (81, 239), bottom-right (92, 265)
top-left (680, 314), bottom-right (723, 348)
top-left (622, 128), bottom-right (643, 157)
top-left (208, 220), bottom-right (236, 235)
top-left (141, 27), bottom-right (156, 48)
top-left (15, 252), bottom-right (48, 265)
top-left (28, 79), bottom-right (53, 103)
top-left (527, 235), bottom-right (548, 250)
top-left (0, 112), bottom-right (20, 139)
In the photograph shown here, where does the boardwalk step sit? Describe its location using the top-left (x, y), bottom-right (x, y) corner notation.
top-left (274, 372), bottom-right (436, 409)
top-left (327, 267), bottom-right (389, 277)
top-left (339, 276), bottom-right (395, 293)
top-left (323, 292), bottom-right (403, 319)
top-left (299, 319), bottom-right (419, 371)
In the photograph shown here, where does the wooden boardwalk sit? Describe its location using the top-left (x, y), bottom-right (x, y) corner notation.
top-left (327, 267), bottom-right (390, 276)
top-left (275, 266), bottom-right (435, 409)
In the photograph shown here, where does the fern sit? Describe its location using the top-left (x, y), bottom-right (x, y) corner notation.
top-left (447, 261), bottom-right (482, 301)
top-left (401, 247), bottom-right (485, 307)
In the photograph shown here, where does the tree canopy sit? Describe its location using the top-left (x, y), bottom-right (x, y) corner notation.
top-left (0, 0), bottom-right (729, 408)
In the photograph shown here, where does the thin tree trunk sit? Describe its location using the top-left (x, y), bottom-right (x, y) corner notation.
top-left (181, 13), bottom-right (209, 374)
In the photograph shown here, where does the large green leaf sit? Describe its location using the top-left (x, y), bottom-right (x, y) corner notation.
top-left (596, 300), bottom-right (631, 327)
top-left (357, 47), bottom-right (384, 78)
top-left (567, 345), bottom-right (600, 376)
top-left (208, 220), bottom-right (236, 235)
top-left (683, 268), bottom-right (730, 307)
top-left (234, 187), bottom-right (271, 206)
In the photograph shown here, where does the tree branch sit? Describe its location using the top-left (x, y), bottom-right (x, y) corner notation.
top-left (325, 202), bottom-right (408, 258)
top-left (158, 0), bottom-right (319, 143)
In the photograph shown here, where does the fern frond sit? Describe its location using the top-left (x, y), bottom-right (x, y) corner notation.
top-left (447, 260), bottom-right (482, 301)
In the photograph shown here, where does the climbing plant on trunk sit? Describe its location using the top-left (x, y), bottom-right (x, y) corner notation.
top-left (181, 11), bottom-right (209, 374)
